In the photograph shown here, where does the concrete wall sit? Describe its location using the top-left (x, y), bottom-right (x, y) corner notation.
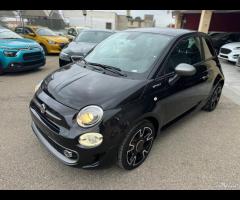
top-left (116, 15), bottom-right (128, 30)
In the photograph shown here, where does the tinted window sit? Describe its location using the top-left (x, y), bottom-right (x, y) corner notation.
top-left (36, 28), bottom-right (57, 36)
top-left (15, 27), bottom-right (23, 34)
top-left (164, 36), bottom-right (202, 74)
top-left (202, 37), bottom-right (214, 59)
top-left (75, 31), bottom-right (113, 43)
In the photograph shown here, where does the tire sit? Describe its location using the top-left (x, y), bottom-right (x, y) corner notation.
top-left (202, 84), bottom-right (223, 112)
top-left (40, 44), bottom-right (48, 55)
top-left (117, 120), bottom-right (156, 170)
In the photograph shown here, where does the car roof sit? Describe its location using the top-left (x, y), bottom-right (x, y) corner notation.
top-left (124, 28), bottom-right (197, 37)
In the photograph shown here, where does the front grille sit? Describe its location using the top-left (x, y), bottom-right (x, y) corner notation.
top-left (23, 52), bottom-right (43, 61)
top-left (220, 55), bottom-right (228, 58)
top-left (33, 96), bottom-right (70, 130)
top-left (71, 56), bottom-right (83, 62)
top-left (220, 48), bottom-right (231, 54)
top-left (31, 101), bottom-right (60, 133)
top-left (36, 123), bottom-right (78, 160)
top-left (23, 59), bottom-right (45, 67)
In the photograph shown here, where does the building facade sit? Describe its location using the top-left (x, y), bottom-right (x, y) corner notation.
top-left (62, 10), bottom-right (155, 30)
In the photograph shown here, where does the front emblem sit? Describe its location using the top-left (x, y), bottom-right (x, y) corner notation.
top-left (63, 150), bottom-right (73, 158)
top-left (40, 104), bottom-right (46, 114)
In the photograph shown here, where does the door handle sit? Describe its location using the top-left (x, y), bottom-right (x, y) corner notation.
top-left (201, 75), bottom-right (209, 80)
top-left (152, 83), bottom-right (162, 89)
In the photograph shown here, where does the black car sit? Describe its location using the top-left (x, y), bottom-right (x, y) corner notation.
top-left (210, 32), bottom-right (240, 53)
top-left (59, 29), bottom-right (116, 67)
top-left (30, 28), bottom-right (224, 170)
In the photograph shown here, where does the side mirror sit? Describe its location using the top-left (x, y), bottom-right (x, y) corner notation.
top-left (168, 63), bottom-right (196, 85)
top-left (28, 33), bottom-right (36, 37)
top-left (175, 63), bottom-right (196, 76)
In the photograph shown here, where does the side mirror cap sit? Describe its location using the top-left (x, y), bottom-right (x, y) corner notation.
top-left (175, 63), bottom-right (196, 76)
top-left (29, 33), bottom-right (36, 37)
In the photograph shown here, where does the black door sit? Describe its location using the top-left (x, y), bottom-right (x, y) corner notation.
top-left (147, 35), bottom-right (211, 125)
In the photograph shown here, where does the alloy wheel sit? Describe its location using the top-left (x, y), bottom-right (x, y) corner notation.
top-left (126, 126), bottom-right (154, 167)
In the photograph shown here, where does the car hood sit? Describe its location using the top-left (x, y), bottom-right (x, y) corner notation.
top-left (62, 42), bottom-right (96, 56)
top-left (0, 38), bottom-right (40, 49)
top-left (221, 42), bottom-right (240, 50)
top-left (41, 35), bottom-right (69, 43)
top-left (41, 63), bottom-right (147, 110)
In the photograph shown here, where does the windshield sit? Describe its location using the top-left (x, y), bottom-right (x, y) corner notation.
top-left (75, 31), bottom-right (113, 43)
top-left (85, 32), bottom-right (172, 76)
top-left (0, 30), bottom-right (22, 39)
top-left (36, 28), bottom-right (57, 36)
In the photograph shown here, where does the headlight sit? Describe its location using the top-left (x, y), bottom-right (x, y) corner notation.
top-left (60, 51), bottom-right (71, 61)
top-left (76, 105), bottom-right (103, 128)
top-left (34, 80), bottom-right (43, 93)
top-left (4, 50), bottom-right (18, 57)
top-left (48, 40), bottom-right (56, 44)
top-left (79, 132), bottom-right (103, 148)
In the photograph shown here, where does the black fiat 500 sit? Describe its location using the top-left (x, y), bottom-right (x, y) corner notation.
top-left (30, 28), bottom-right (224, 170)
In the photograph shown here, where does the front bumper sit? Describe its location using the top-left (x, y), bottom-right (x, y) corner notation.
top-left (0, 49), bottom-right (45, 72)
top-left (47, 43), bottom-right (68, 54)
top-left (218, 51), bottom-right (240, 63)
top-left (29, 92), bottom-right (119, 168)
top-left (3, 59), bottom-right (45, 73)
top-left (236, 57), bottom-right (240, 67)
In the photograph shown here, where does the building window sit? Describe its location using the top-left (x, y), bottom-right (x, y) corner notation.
top-left (106, 22), bottom-right (112, 30)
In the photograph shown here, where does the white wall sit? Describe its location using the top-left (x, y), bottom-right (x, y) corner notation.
top-left (62, 10), bottom-right (117, 30)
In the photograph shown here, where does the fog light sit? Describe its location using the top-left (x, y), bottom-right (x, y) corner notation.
top-left (79, 133), bottom-right (103, 148)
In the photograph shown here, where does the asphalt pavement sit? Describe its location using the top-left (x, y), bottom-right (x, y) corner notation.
top-left (0, 56), bottom-right (240, 189)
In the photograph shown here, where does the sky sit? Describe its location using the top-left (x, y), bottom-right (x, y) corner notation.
top-left (99, 10), bottom-right (175, 27)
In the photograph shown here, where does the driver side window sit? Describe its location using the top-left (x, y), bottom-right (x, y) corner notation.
top-left (164, 36), bottom-right (202, 74)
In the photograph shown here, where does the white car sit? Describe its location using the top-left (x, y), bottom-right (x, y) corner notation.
top-left (218, 42), bottom-right (240, 63)
top-left (236, 55), bottom-right (240, 67)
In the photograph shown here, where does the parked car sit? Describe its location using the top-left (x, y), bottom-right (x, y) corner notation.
top-left (66, 26), bottom-right (90, 38)
top-left (236, 55), bottom-right (240, 67)
top-left (30, 28), bottom-right (224, 170)
top-left (210, 32), bottom-right (240, 53)
top-left (0, 27), bottom-right (45, 75)
top-left (59, 29), bottom-right (115, 67)
top-left (54, 30), bottom-right (75, 42)
top-left (218, 42), bottom-right (240, 63)
top-left (208, 31), bottom-right (225, 37)
top-left (15, 26), bottom-right (69, 54)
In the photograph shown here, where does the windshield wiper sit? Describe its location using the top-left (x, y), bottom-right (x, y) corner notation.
top-left (87, 62), bottom-right (127, 77)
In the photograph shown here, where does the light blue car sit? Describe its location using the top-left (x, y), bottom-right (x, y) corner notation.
top-left (0, 27), bottom-right (45, 75)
